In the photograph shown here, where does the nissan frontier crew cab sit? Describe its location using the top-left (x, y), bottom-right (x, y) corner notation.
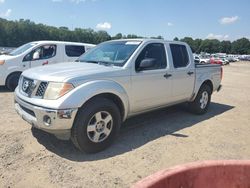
top-left (14, 39), bottom-right (222, 153)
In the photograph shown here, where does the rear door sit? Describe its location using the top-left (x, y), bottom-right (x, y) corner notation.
top-left (169, 44), bottom-right (195, 101)
top-left (64, 45), bottom-right (85, 62)
top-left (23, 44), bottom-right (57, 68)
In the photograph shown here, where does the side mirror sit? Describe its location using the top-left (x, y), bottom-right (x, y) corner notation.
top-left (33, 51), bottom-right (40, 60)
top-left (138, 58), bottom-right (156, 71)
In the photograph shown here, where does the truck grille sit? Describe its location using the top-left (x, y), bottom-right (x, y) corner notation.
top-left (20, 77), bottom-right (48, 98)
top-left (35, 82), bottom-right (48, 97)
top-left (21, 77), bottom-right (35, 97)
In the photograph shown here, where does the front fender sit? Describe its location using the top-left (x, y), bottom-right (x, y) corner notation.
top-left (0, 64), bottom-right (21, 85)
top-left (57, 80), bottom-right (130, 119)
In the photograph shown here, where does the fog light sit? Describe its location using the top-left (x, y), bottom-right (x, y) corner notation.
top-left (43, 115), bottom-right (52, 126)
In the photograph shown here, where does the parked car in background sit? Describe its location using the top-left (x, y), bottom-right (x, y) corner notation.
top-left (0, 41), bottom-right (95, 90)
top-left (210, 58), bottom-right (223, 65)
top-left (220, 58), bottom-right (230, 65)
top-left (193, 55), bottom-right (211, 64)
top-left (194, 55), bottom-right (200, 64)
top-left (239, 55), bottom-right (250, 61)
top-left (0, 47), bottom-right (16, 55)
top-left (199, 57), bottom-right (210, 64)
top-left (14, 39), bottom-right (222, 153)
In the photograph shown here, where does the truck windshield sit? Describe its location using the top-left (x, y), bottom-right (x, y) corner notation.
top-left (9, 43), bottom-right (37, 56)
top-left (77, 41), bottom-right (141, 67)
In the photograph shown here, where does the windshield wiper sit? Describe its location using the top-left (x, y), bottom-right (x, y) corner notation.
top-left (97, 61), bottom-right (114, 66)
top-left (82, 60), bottom-right (114, 66)
top-left (83, 60), bottom-right (99, 64)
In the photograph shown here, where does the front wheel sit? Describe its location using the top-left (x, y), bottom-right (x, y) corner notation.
top-left (188, 84), bottom-right (212, 115)
top-left (71, 97), bottom-right (121, 153)
top-left (6, 72), bottom-right (21, 91)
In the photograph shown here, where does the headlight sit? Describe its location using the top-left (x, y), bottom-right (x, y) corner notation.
top-left (0, 60), bottom-right (5, 65)
top-left (43, 82), bottom-right (74, 100)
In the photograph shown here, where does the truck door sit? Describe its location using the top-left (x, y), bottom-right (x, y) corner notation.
top-left (23, 44), bottom-right (57, 68)
top-left (169, 44), bottom-right (195, 101)
top-left (131, 43), bottom-right (173, 113)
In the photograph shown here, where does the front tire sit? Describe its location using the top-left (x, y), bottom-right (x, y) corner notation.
top-left (6, 72), bottom-right (21, 91)
top-left (188, 84), bottom-right (212, 115)
top-left (71, 97), bottom-right (121, 153)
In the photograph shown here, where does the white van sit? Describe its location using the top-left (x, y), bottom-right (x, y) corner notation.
top-left (0, 41), bottom-right (95, 90)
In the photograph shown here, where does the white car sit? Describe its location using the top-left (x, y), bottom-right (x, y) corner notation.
top-left (199, 57), bottom-right (210, 64)
top-left (0, 41), bottom-right (95, 90)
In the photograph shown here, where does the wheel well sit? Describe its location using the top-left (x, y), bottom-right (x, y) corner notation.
top-left (5, 71), bottom-right (22, 85)
top-left (85, 93), bottom-right (125, 120)
top-left (202, 80), bottom-right (213, 92)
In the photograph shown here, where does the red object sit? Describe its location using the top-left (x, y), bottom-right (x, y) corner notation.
top-left (132, 160), bottom-right (250, 188)
top-left (210, 58), bottom-right (222, 65)
top-left (42, 61), bottom-right (48, 65)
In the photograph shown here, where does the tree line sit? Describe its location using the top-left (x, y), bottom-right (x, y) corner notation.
top-left (0, 18), bottom-right (250, 54)
top-left (175, 37), bottom-right (250, 54)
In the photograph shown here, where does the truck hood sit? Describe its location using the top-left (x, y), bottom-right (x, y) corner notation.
top-left (22, 62), bottom-right (124, 83)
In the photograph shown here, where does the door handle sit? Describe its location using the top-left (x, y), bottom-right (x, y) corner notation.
top-left (42, 61), bottom-right (49, 66)
top-left (187, 71), bottom-right (194, 75)
top-left (164, 73), bottom-right (172, 79)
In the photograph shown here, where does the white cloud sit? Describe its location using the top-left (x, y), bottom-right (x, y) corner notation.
top-left (0, 0), bottom-right (5, 4)
top-left (52, 0), bottom-right (97, 3)
top-left (219, 16), bottom-right (239, 25)
top-left (70, 0), bottom-right (86, 3)
top-left (167, 22), bottom-right (173, 26)
top-left (0, 9), bottom-right (12, 18)
top-left (96, 22), bottom-right (112, 30)
top-left (206, 33), bottom-right (229, 40)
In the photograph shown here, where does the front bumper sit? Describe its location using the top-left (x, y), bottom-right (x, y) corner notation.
top-left (14, 95), bottom-right (78, 140)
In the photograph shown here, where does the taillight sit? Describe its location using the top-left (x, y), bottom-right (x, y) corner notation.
top-left (220, 67), bottom-right (223, 80)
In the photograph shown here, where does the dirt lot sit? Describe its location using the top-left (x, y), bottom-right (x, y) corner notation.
top-left (0, 62), bottom-right (250, 188)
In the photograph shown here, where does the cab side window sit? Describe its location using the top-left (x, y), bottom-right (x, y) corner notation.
top-left (170, 44), bottom-right (189, 68)
top-left (135, 43), bottom-right (167, 71)
top-left (23, 45), bottom-right (57, 62)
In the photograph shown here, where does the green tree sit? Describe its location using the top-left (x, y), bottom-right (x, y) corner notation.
top-left (112, 33), bottom-right (123, 39)
top-left (231, 38), bottom-right (250, 54)
top-left (173, 37), bottom-right (179, 41)
top-left (151, 35), bottom-right (164, 39)
top-left (219, 40), bottom-right (231, 53)
top-left (199, 39), bottom-right (220, 53)
top-left (1, 18), bottom-right (250, 55)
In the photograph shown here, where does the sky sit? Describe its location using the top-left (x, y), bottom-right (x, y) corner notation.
top-left (0, 0), bottom-right (250, 41)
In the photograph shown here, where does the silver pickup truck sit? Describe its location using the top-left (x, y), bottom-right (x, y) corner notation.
top-left (14, 39), bottom-right (222, 153)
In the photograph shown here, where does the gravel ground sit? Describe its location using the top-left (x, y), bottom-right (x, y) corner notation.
top-left (0, 62), bottom-right (250, 188)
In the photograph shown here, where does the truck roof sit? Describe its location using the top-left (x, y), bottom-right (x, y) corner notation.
top-left (30, 40), bottom-right (95, 46)
top-left (107, 38), bottom-right (188, 45)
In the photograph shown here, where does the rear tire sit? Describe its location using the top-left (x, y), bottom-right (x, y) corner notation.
top-left (6, 72), bottom-right (21, 91)
top-left (71, 97), bottom-right (121, 153)
top-left (188, 84), bottom-right (211, 115)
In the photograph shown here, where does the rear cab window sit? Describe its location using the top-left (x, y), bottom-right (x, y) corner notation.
top-left (65, 45), bottom-right (85, 57)
top-left (170, 44), bottom-right (189, 68)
